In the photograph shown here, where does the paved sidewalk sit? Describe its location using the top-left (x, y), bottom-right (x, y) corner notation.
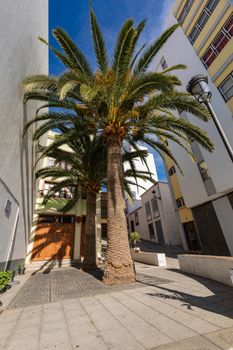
top-left (0, 261), bottom-right (233, 349)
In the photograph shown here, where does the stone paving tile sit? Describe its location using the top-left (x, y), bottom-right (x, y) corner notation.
top-left (111, 291), bottom-right (197, 341)
top-left (139, 285), bottom-right (233, 330)
top-left (96, 293), bottom-right (172, 348)
top-left (142, 284), bottom-right (233, 311)
top-left (203, 327), bottom-right (233, 349)
top-left (149, 335), bottom-right (222, 349)
top-left (79, 296), bottom-right (123, 331)
top-left (123, 288), bottom-right (220, 334)
top-left (63, 299), bottom-right (109, 350)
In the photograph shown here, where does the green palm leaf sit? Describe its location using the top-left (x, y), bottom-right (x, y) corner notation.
top-left (112, 19), bottom-right (135, 78)
top-left (23, 75), bottom-right (58, 92)
top-left (39, 36), bottom-right (74, 69)
top-left (134, 23), bottom-right (179, 75)
top-left (52, 27), bottom-right (92, 77)
top-left (90, 8), bottom-right (109, 73)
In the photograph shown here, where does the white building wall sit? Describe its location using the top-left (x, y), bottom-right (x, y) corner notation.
top-left (127, 207), bottom-right (149, 240)
top-left (139, 183), bottom-right (181, 246)
top-left (154, 14), bottom-right (233, 209)
top-left (124, 145), bottom-right (158, 202)
top-left (0, 0), bottom-right (48, 270)
top-left (159, 183), bottom-right (182, 246)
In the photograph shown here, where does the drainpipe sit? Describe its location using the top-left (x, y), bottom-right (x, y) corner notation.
top-left (96, 192), bottom-right (102, 261)
top-left (73, 185), bottom-right (82, 264)
top-left (4, 207), bottom-right (20, 271)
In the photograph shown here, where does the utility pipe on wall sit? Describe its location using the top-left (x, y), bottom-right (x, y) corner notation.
top-left (4, 207), bottom-right (20, 271)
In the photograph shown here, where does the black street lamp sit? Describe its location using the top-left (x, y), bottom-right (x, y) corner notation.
top-left (152, 189), bottom-right (161, 200)
top-left (187, 74), bottom-right (233, 162)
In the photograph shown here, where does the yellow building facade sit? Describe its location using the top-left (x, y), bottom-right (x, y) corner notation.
top-left (174, 0), bottom-right (233, 112)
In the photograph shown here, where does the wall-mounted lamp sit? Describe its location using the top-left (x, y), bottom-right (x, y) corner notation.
top-left (152, 189), bottom-right (161, 200)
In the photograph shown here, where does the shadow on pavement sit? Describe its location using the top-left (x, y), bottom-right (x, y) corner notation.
top-left (146, 270), bottom-right (233, 319)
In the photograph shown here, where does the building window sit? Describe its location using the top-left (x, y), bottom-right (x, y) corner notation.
top-left (160, 57), bottom-right (168, 70)
top-left (176, 197), bottom-right (185, 208)
top-left (145, 201), bottom-right (152, 221)
top-left (218, 72), bottom-right (233, 101)
top-left (135, 211), bottom-right (139, 225)
top-left (201, 14), bottom-right (233, 68)
top-left (168, 166), bottom-right (176, 176)
top-left (198, 161), bottom-right (210, 181)
top-left (130, 220), bottom-right (135, 232)
top-left (151, 197), bottom-right (159, 217)
top-left (101, 200), bottom-right (107, 219)
top-left (178, 0), bottom-right (195, 25)
top-left (188, 0), bottom-right (219, 44)
top-left (48, 157), bottom-right (55, 167)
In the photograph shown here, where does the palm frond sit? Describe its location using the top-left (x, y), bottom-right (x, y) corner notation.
top-left (140, 91), bottom-right (211, 121)
top-left (23, 112), bottom-right (76, 137)
top-left (23, 75), bottom-right (58, 92)
top-left (131, 43), bottom-right (146, 69)
top-left (52, 27), bottom-right (92, 77)
top-left (125, 73), bottom-right (180, 102)
top-left (35, 167), bottom-right (71, 180)
top-left (162, 64), bottom-right (186, 74)
top-left (57, 198), bottom-right (77, 213)
top-left (90, 8), bottom-right (109, 73)
top-left (142, 137), bottom-right (183, 174)
top-left (112, 19), bottom-right (135, 78)
top-left (149, 114), bottom-right (214, 152)
top-left (134, 23), bottom-right (179, 75)
top-left (39, 36), bottom-right (74, 68)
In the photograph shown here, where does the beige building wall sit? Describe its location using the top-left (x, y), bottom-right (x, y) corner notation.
top-left (0, 0), bottom-right (48, 271)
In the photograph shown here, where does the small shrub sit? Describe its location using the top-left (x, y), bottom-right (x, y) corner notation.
top-left (130, 231), bottom-right (141, 247)
top-left (0, 271), bottom-right (13, 292)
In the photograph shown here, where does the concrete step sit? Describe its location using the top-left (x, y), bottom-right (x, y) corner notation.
top-left (26, 259), bottom-right (73, 271)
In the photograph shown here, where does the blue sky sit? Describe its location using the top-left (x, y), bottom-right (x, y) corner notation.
top-left (49, 0), bottom-right (175, 181)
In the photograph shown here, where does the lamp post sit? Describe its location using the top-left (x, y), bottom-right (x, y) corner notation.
top-left (187, 74), bottom-right (233, 162)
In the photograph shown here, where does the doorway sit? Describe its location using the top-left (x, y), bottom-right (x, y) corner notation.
top-left (155, 220), bottom-right (165, 244)
top-left (32, 215), bottom-right (74, 261)
top-left (183, 221), bottom-right (201, 251)
top-left (130, 220), bottom-right (135, 232)
top-left (148, 223), bottom-right (155, 240)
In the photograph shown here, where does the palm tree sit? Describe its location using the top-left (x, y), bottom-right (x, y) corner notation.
top-left (35, 132), bottom-right (155, 269)
top-left (23, 7), bottom-right (214, 284)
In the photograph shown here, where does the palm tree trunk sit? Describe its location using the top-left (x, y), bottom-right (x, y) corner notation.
top-left (82, 190), bottom-right (97, 269)
top-left (103, 134), bottom-right (135, 285)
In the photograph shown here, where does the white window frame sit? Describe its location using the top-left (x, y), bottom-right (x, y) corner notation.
top-left (188, 0), bottom-right (219, 44)
top-left (219, 72), bottom-right (233, 101)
